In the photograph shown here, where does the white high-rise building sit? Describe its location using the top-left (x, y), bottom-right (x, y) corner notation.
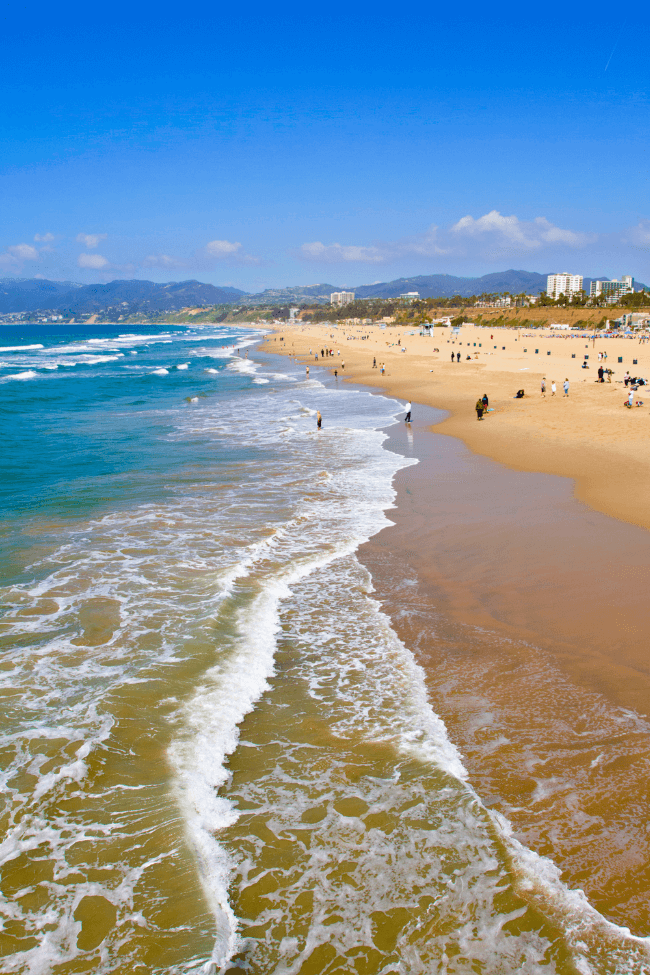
top-left (330, 291), bottom-right (355, 306)
top-left (589, 275), bottom-right (634, 299)
top-left (547, 272), bottom-right (583, 300)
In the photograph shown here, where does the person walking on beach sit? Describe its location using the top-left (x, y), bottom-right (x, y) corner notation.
top-left (551, 381), bottom-right (556, 396)
top-left (624, 371), bottom-right (630, 386)
top-left (563, 378), bottom-right (569, 396)
top-left (316, 410), bottom-right (322, 429)
top-left (475, 398), bottom-right (485, 420)
top-left (456, 351), bottom-right (461, 362)
top-left (342, 361), bottom-right (345, 370)
top-left (541, 378), bottom-right (546, 396)
top-left (373, 357), bottom-right (377, 368)
top-left (482, 393), bottom-right (488, 411)
top-left (451, 351), bottom-right (455, 362)
top-left (404, 401), bottom-right (412, 423)
top-left (598, 365), bottom-right (604, 383)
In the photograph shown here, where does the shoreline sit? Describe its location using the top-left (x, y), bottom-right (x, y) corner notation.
top-left (263, 322), bottom-right (650, 533)
top-left (261, 331), bottom-right (650, 934)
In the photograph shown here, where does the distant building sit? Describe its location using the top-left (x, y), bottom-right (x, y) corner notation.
top-left (616, 312), bottom-right (650, 329)
top-left (289, 306), bottom-right (299, 319)
top-left (399, 292), bottom-right (420, 303)
top-left (589, 275), bottom-right (634, 300)
top-left (547, 272), bottom-right (583, 299)
top-left (476, 296), bottom-right (512, 308)
top-left (330, 291), bottom-right (355, 306)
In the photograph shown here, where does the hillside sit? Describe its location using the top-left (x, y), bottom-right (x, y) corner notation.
top-left (239, 284), bottom-right (339, 306)
top-left (353, 270), bottom-right (551, 300)
top-left (2, 271), bottom-right (646, 318)
top-left (0, 278), bottom-right (246, 315)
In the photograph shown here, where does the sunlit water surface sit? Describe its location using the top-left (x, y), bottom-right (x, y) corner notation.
top-left (0, 323), bottom-right (648, 974)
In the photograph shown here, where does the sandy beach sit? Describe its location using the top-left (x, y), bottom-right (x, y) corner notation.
top-left (264, 321), bottom-right (650, 531)
top-left (264, 324), bottom-right (650, 936)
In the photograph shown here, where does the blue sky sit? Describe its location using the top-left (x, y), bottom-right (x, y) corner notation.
top-left (1, 1), bottom-right (648, 291)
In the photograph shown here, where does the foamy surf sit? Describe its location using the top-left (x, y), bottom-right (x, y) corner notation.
top-left (1, 324), bottom-right (647, 974)
top-left (2, 370), bottom-right (38, 381)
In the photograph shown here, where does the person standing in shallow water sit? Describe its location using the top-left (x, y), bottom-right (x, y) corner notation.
top-left (404, 401), bottom-right (412, 423)
top-left (316, 410), bottom-right (322, 429)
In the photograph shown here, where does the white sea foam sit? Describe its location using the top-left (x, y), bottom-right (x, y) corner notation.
top-left (2, 370), bottom-right (38, 381)
top-left (177, 363), bottom-right (189, 370)
top-left (0, 344), bottom-right (44, 351)
top-left (151, 368), bottom-right (170, 376)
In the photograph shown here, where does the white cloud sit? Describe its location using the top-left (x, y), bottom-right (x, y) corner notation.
top-left (298, 211), bottom-right (596, 266)
top-left (142, 254), bottom-right (189, 269)
top-left (0, 253), bottom-right (19, 267)
top-left (450, 210), bottom-right (595, 251)
top-left (8, 243), bottom-right (39, 260)
top-left (299, 241), bottom-right (385, 263)
top-left (298, 230), bottom-right (448, 264)
top-left (205, 239), bottom-right (242, 257)
top-left (34, 232), bottom-right (55, 242)
top-left (202, 239), bottom-right (261, 265)
top-left (624, 220), bottom-right (650, 247)
top-left (78, 253), bottom-right (109, 269)
top-left (76, 233), bottom-right (107, 249)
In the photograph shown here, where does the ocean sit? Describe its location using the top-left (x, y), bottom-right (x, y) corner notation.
top-left (0, 322), bottom-right (648, 974)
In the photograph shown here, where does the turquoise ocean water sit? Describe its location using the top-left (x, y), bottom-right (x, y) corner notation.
top-left (1, 322), bottom-right (649, 974)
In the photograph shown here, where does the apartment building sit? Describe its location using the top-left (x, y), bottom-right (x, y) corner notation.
top-left (547, 272), bottom-right (583, 299)
top-left (589, 276), bottom-right (634, 300)
top-left (330, 291), bottom-right (355, 306)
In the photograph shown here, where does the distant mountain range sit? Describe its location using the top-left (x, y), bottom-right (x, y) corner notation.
top-left (0, 270), bottom-right (645, 315)
top-left (0, 278), bottom-right (245, 315)
top-left (235, 271), bottom-right (555, 305)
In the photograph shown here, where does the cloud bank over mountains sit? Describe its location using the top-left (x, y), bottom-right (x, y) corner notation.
top-left (299, 211), bottom-right (599, 265)
top-left (0, 211), bottom-right (647, 284)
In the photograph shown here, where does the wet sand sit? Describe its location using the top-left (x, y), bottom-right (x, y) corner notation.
top-left (359, 406), bottom-right (650, 933)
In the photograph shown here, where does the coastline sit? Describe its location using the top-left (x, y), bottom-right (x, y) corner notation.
top-left (357, 405), bottom-right (650, 931)
top-left (262, 322), bottom-right (650, 532)
top-left (262, 330), bottom-right (650, 935)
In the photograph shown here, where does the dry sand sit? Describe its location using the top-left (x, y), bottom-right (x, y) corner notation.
top-left (264, 322), bottom-right (650, 531)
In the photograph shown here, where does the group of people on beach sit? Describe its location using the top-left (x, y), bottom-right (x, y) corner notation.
top-left (541, 378), bottom-right (570, 397)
